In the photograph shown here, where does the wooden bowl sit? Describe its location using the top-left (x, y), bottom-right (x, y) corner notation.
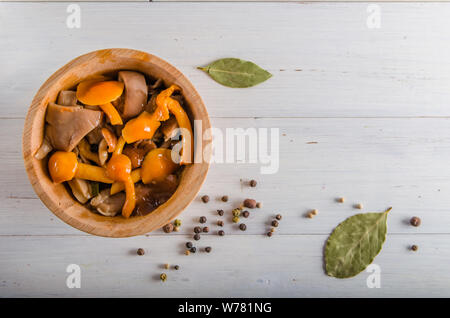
top-left (22, 48), bottom-right (211, 237)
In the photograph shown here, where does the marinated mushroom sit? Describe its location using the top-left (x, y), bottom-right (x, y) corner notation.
top-left (45, 103), bottom-right (102, 152)
top-left (90, 189), bottom-right (126, 217)
top-left (118, 71), bottom-right (148, 119)
top-left (39, 71), bottom-right (192, 219)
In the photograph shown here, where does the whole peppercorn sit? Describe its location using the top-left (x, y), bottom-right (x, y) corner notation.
top-left (267, 231), bottom-right (273, 237)
top-left (201, 195), bottom-right (210, 203)
top-left (275, 214), bottom-right (282, 220)
top-left (411, 245), bottom-right (419, 251)
top-left (164, 263), bottom-right (170, 269)
top-left (199, 216), bottom-right (207, 223)
top-left (205, 246), bottom-right (212, 253)
top-left (249, 180), bottom-right (257, 187)
top-left (243, 199), bottom-right (257, 209)
top-left (311, 209), bottom-right (318, 216)
top-left (137, 248), bottom-right (145, 256)
top-left (190, 247), bottom-right (197, 253)
top-left (173, 226), bottom-right (180, 232)
top-left (194, 226), bottom-right (202, 233)
top-left (354, 203), bottom-right (363, 210)
top-left (232, 216), bottom-right (240, 223)
top-left (306, 212), bottom-right (314, 219)
top-left (217, 209), bottom-right (224, 216)
top-left (203, 226), bottom-right (209, 233)
top-left (218, 230), bottom-right (225, 236)
top-left (174, 265), bottom-right (180, 270)
top-left (272, 220), bottom-right (279, 227)
top-left (174, 219), bottom-right (182, 227)
top-left (221, 195), bottom-right (229, 202)
top-left (217, 220), bottom-right (224, 227)
top-left (270, 227), bottom-right (275, 233)
top-left (163, 223), bottom-right (174, 233)
top-left (256, 202), bottom-right (262, 208)
top-left (232, 208), bottom-right (241, 217)
top-left (242, 211), bottom-right (250, 218)
top-left (337, 197), bottom-right (345, 203)
top-left (185, 250), bottom-right (190, 255)
top-left (194, 233), bottom-right (201, 241)
top-left (160, 273), bottom-right (167, 282)
top-left (239, 223), bottom-right (247, 231)
top-left (410, 217), bottom-right (421, 227)
top-left (186, 242), bottom-right (193, 248)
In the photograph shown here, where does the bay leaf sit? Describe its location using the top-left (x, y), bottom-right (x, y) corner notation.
top-left (325, 207), bottom-right (391, 279)
top-left (197, 58), bottom-right (272, 88)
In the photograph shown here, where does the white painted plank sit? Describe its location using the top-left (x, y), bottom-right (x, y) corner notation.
top-left (2, 3), bottom-right (450, 118)
top-left (2, 117), bottom-right (449, 235)
top-left (0, 234), bottom-right (448, 297)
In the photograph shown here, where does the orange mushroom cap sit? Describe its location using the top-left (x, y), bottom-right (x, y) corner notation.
top-left (141, 148), bottom-right (178, 184)
top-left (48, 151), bottom-right (78, 184)
top-left (76, 80), bottom-right (124, 106)
top-left (105, 154), bottom-right (132, 182)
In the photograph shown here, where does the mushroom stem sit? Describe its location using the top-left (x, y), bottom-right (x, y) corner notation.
top-left (110, 169), bottom-right (141, 195)
top-left (76, 163), bottom-right (114, 184)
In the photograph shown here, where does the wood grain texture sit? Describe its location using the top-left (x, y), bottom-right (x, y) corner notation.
top-left (1, 2), bottom-right (450, 297)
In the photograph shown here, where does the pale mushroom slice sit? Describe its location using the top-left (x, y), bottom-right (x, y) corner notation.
top-left (90, 189), bottom-right (126, 217)
top-left (117, 71), bottom-right (147, 119)
top-left (160, 116), bottom-right (179, 141)
top-left (45, 102), bottom-right (102, 152)
top-left (68, 178), bottom-right (92, 204)
top-left (57, 90), bottom-right (78, 106)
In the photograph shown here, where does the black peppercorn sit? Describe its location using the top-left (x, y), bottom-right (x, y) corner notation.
top-left (137, 248), bottom-right (145, 256)
top-left (190, 247), bottom-right (197, 253)
top-left (275, 214), bottom-right (282, 220)
top-left (174, 265), bottom-right (180, 270)
top-left (217, 209), bottom-right (224, 216)
top-left (199, 216), bottom-right (207, 223)
top-left (203, 226), bottom-right (209, 233)
top-left (205, 246), bottom-right (212, 253)
top-left (201, 195), bottom-right (209, 203)
top-left (194, 226), bottom-right (202, 233)
top-left (218, 230), bottom-right (225, 236)
top-left (411, 245), bottom-right (418, 251)
top-left (239, 223), bottom-right (247, 231)
top-left (271, 220), bottom-right (279, 227)
top-left (410, 216), bottom-right (421, 227)
top-left (249, 180), bottom-right (257, 187)
top-left (242, 211), bottom-right (250, 218)
top-left (186, 242), bottom-right (193, 249)
top-left (221, 195), bottom-right (229, 202)
top-left (267, 231), bottom-right (273, 237)
top-left (217, 220), bottom-right (224, 227)
top-left (194, 233), bottom-right (201, 241)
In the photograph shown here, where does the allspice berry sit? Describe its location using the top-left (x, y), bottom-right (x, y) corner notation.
top-left (411, 245), bottom-right (418, 251)
top-left (163, 223), bottom-right (174, 233)
top-left (249, 180), bottom-right (257, 187)
top-left (267, 231), bottom-right (273, 237)
top-left (201, 195), bottom-right (210, 203)
top-left (271, 220), bottom-right (279, 227)
top-left (221, 195), bottom-right (229, 202)
top-left (194, 226), bottom-right (202, 233)
top-left (275, 214), bottom-right (282, 220)
top-left (410, 217), bottom-right (421, 227)
top-left (137, 248), bottom-right (145, 256)
top-left (203, 226), bottom-right (209, 233)
top-left (217, 220), bottom-right (224, 227)
top-left (243, 199), bottom-right (257, 209)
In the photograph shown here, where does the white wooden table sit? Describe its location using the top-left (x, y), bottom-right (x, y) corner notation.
top-left (1, 2), bottom-right (450, 297)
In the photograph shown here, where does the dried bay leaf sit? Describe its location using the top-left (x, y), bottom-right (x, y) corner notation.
top-left (197, 58), bottom-right (272, 88)
top-left (325, 207), bottom-right (391, 278)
